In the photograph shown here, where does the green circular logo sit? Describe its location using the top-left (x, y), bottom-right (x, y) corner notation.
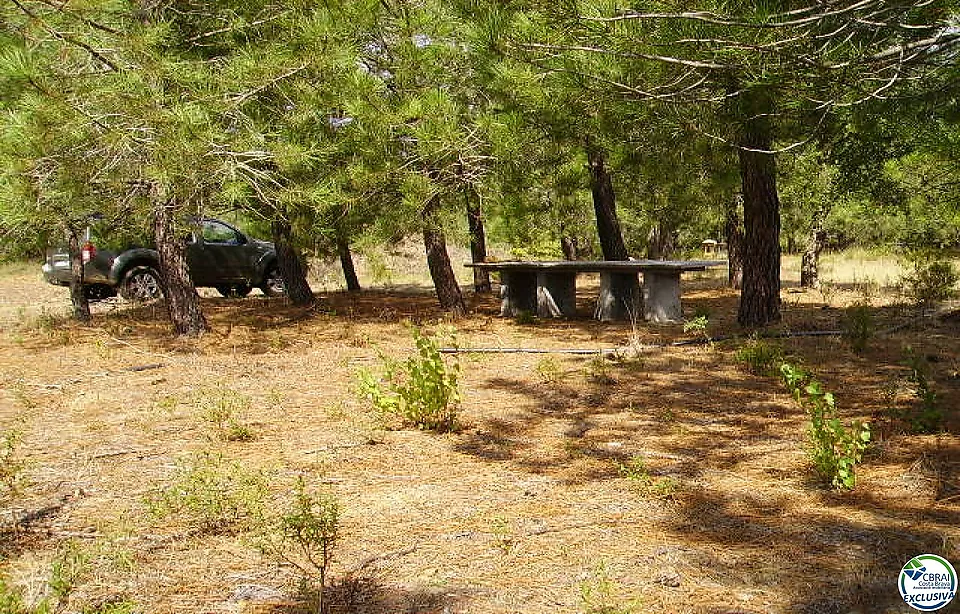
top-left (899, 554), bottom-right (957, 611)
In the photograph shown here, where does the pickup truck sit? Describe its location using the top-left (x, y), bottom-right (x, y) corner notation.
top-left (42, 218), bottom-right (285, 300)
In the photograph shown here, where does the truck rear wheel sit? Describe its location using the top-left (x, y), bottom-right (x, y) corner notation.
top-left (120, 266), bottom-right (163, 302)
top-left (260, 266), bottom-right (285, 297)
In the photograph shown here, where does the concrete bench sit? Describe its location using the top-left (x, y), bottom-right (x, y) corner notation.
top-left (466, 260), bottom-right (726, 323)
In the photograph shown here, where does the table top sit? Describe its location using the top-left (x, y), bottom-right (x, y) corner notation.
top-left (465, 259), bottom-right (727, 273)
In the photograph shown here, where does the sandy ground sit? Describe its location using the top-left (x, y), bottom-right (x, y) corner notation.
top-left (0, 255), bottom-right (958, 614)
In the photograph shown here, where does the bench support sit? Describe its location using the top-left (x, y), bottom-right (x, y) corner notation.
top-left (499, 271), bottom-right (537, 317)
top-left (643, 270), bottom-right (682, 323)
top-left (536, 272), bottom-right (577, 318)
top-left (597, 272), bottom-right (641, 322)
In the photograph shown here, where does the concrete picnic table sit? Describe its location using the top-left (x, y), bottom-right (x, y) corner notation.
top-left (466, 259), bottom-right (726, 323)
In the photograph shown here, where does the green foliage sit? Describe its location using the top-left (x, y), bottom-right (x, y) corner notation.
top-left (357, 328), bottom-right (460, 432)
top-left (900, 253), bottom-right (959, 307)
top-left (579, 562), bottom-right (637, 614)
top-left (264, 477), bottom-right (340, 614)
top-left (49, 540), bottom-right (89, 601)
top-left (535, 356), bottom-right (563, 383)
top-left (897, 348), bottom-right (943, 434)
top-left (682, 315), bottom-right (709, 335)
top-left (0, 429), bottom-right (25, 504)
top-left (195, 386), bottom-right (256, 442)
top-left (146, 452), bottom-right (267, 534)
top-left (0, 541), bottom-right (135, 614)
top-left (0, 578), bottom-right (38, 614)
top-left (735, 338), bottom-right (783, 376)
top-left (616, 456), bottom-right (679, 500)
top-left (780, 364), bottom-right (871, 490)
top-left (490, 515), bottom-right (514, 554)
top-left (586, 354), bottom-right (616, 385)
top-left (683, 314), bottom-right (713, 347)
top-left (842, 303), bottom-right (874, 354)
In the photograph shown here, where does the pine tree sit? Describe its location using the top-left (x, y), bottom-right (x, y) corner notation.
top-left (480, 0), bottom-right (960, 326)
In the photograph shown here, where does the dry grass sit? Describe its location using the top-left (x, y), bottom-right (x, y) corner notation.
top-left (0, 252), bottom-right (958, 614)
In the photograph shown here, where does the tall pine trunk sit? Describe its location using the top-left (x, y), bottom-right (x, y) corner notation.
top-left (65, 225), bottom-right (90, 323)
top-left (736, 90), bottom-right (781, 327)
top-left (154, 200), bottom-right (207, 336)
top-left (645, 222), bottom-right (676, 260)
top-left (336, 233), bottom-right (361, 292)
top-left (725, 193), bottom-right (745, 290)
top-left (465, 190), bottom-right (491, 293)
top-left (586, 142), bottom-right (629, 261)
top-left (423, 196), bottom-right (466, 317)
top-left (271, 215), bottom-right (314, 306)
top-left (800, 205), bottom-right (828, 289)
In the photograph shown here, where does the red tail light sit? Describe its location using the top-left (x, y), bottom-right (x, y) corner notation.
top-left (81, 241), bottom-right (96, 264)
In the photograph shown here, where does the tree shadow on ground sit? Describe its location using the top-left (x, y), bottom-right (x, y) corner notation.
top-left (455, 356), bottom-right (803, 483)
top-left (251, 572), bottom-right (470, 614)
top-left (671, 485), bottom-right (957, 613)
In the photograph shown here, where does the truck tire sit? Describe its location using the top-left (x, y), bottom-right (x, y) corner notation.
top-left (120, 265), bottom-right (163, 302)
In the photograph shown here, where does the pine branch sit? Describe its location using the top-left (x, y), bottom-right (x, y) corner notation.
top-left (515, 42), bottom-right (733, 71)
top-left (9, 0), bottom-right (120, 72)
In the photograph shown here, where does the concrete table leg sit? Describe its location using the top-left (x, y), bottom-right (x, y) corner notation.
top-left (643, 270), bottom-right (682, 323)
top-left (499, 271), bottom-right (537, 317)
top-left (596, 271), bottom-right (641, 322)
top-left (536, 272), bottom-right (577, 318)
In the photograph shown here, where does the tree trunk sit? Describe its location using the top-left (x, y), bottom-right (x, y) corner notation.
top-left (423, 197), bottom-right (466, 317)
top-left (736, 90), bottom-right (781, 327)
top-left (65, 226), bottom-right (90, 323)
top-left (645, 222), bottom-right (677, 260)
top-left (465, 190), bottom-right (491, 293)
top-left (586, 143), bottom-right (629, 261)
top-left (725, 193), bottom-right (745, 290)
top-left (560, 235), bottom-right (579, 260)
top-left (800, 205), bottom-right (828, 289)
top-left (336, 233), bottom-right (361, 292)
top-left (154, 200), bottom-right (208, 336)
top-left (271, 215), bottom-right (314, 306)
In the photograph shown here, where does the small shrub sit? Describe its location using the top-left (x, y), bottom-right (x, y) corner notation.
top-left (683, 315), bottom-right (713, 348)
top-left (490, 515), bottom-right (513, 554)
top-left (356, 328), bottom-right (460, 432)
top-left (843, 303), bottom-right (874, 354)
top-left (735, 338), bottom-right (783, 376)
top-left (0, 429), bottom-right (25, 504)
top-left (0, 578), bottom-right (35, 614)
top-left (900, 253), bottom-right (959, 307)
top-left (196, 386), bottom-right (256, 442)
top-left (260, 477), bottom-right (339, 614)
top-left (146, 452), bottom-right (267, 534)
top-left (49, 540), bottom-right (89, 601)
top-left (586, 353), bottom-right (616, 385)
top-left (780, 364), bottom-right (871, 490)
top-left (682, 315), bottom-right (709, 335)
top-left (535, 357), bottom-right (563, 384)
top-left (899, 348), bottom-right (943, 433)
top-left (616, 456), bottom-right (679, 500)
top-left (579, 562), bottom-right (637, 614)
top-left (0, 541), bottom-right (135, 614)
